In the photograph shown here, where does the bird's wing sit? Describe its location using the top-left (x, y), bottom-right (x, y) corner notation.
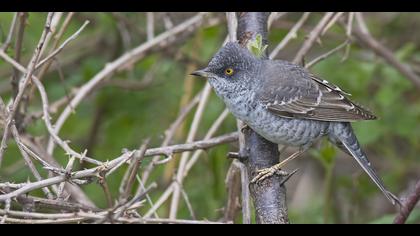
top-left (256, 60), bottom-right (376, 122)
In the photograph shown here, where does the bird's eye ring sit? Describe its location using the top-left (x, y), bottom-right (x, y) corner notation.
top-left (225, 68), bottom-right (234, 76)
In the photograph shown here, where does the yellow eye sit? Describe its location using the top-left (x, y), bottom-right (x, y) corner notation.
top-left (225, 68), bottom-right (234, 76)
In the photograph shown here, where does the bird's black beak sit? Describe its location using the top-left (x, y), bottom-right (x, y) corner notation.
top-left (190, 68), bottom-right (211, 78)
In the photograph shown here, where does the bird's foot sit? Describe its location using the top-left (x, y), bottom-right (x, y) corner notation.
top-left (251, 148), bottom-right (307, 184)
top-left (251, 163), bottom-right (289, 183)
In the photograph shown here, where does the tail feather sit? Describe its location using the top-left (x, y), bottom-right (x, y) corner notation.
top-left (329, 122), bottom-right (400, 205)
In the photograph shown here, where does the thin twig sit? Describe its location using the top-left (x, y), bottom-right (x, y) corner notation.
top-left (0, 199), bottom-right (11, 224)
top-left (321, 12), bottom-right (344, 36)
top-left (350, 13), bottom-right (420, 89)
top-left (11, 125), bottom-right (54, 199)
top-left (46, 12), bottom-right (211, 156)
top-left (0, 13), bottom-right (54, 167)
top-left (293, 12), bottom-right (335, 64)
top-left (34, 20), bottom-right (90, 71)
top-left (180, 187), bottom-right (196, 220)
top-left (226, 12), bottom-right (237, 43)
top-left (184, 108), bottom-right (230, 175)
top-left (112, 182), bottom-right (157, 221)
top-left (342, 12), bottom-right (355, 62)
top-left (15, 195), bottom-right (100, 212)
top-left (223, 161), bottom-right (242, 223)
top-left (233, 160), bottom-right (251, 224)
top-left (135, 176), bottom-right (159, 218)
top-left (0, 12), bottom-right (18, 51)
top-left (146, 12), bottom-right (154, 41)
top-left (119, 139), bottom-right (149, 201)
top-left (0, 56), bottom-right (102, 165)
top-left (57, 157), bottom-right (75, 199)
top-left (11, 13), bottom-right (28, 101)
top-left (270, 12), bottom-right (311, 60)
top-left (305, 40), bottom-right (349, 69)
top-left (169, 83), bottom-right (212, 219)
top-left (0, 132), bottom-right (238, 202)
top-left (141, 91), bottom-right (202, 184)
top-left (98, 173), bottom-right (113, 209)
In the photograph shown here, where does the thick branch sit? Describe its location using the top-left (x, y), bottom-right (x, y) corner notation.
top-left (393, 180), bottom-right (420, 224)
top-left (237, 12), bottom-right (289, 224)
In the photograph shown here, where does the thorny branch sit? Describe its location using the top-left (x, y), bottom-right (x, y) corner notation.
top-left (0, 12), bottom-right (235, 224)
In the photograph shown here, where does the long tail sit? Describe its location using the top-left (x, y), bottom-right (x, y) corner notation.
top-left (329, 122), bottom-right (400, 205)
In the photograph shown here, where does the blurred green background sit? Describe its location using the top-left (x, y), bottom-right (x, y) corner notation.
top-left (0, 12), bottom-right (419, 223)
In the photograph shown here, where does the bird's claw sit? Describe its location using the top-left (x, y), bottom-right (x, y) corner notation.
top-left (241, 124), bottom-right (250, 133)
top-left (251, 164), bottom-right (288, 184)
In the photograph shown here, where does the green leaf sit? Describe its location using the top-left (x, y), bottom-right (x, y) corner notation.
top-left (246, 34), bottom-right (267, 58)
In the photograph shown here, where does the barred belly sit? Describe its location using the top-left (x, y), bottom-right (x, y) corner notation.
top-left (232, 102), bottom-right (330, 147)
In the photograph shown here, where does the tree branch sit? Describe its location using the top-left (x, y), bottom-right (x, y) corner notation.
top-left (237, 12), bottom-right (289, 224)
top-left (393, 180), bottom-right (420, 224)
top-left (350, 13), bottom-right (420, 89)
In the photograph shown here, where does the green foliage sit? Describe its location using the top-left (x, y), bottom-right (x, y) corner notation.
top-left (246, 34), bottom-right (268, 58)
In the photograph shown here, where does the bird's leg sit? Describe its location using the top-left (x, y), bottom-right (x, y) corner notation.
top-left (251, 147), bottom-right (307, 183)
top-left (278, 145), bottom-right (287, 155)
top-left (240, 123), bottom-right (250, 133)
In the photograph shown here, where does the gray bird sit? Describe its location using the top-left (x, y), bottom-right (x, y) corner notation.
top-left (191, 42), bottom-right (400, 205)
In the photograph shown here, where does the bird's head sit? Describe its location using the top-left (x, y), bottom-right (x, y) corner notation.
top-left (191, 42), bottom-right (261, 95)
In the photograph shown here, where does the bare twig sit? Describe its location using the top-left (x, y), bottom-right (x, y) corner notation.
top-left (351, 13), bottom-right (420, 89)
top-left (232, 160), bottom-right (251, 224)
top-left (35, 20), bottom-right (90, 71)
top-left (180, 187), bottom-right (196, 220)
top-left (15, 195), bottom-right (100, 212)
top-left (143, 108), bottom-right (232, 218)
top-left (0, 13), bottom-right (54, 167)
top-left (342, 12), bottom-right (355, 61)
top-left (141, 91), bottom-right (202, 184)
top-left (146, 12), bottom-right (154, 41)
top-left (223, 161), bottom-right (242, 223)
top-left (0, 132), bottom-right (238, 202)
top-left (184, 108), bottom-right (230, 175)
top-left (0, 207), bottom-right (228, 224)
top-left (0, 199), bottom-right (11, 224)
top-left (293, 12), bottom-right (335, 64)
top-left (11, 13), bottom-right (28, 100)
top-left (57, 156), bottom-right (76, 199)
top-left (270, 12), bottom-right (311, 59)
top-left (30, 12), bottom-right (74, 81)
top-left (0, 54), bottom-right (102, 165)
top-left (143, 132), bottom-right (237, 158)
top-left (0, 12), bottom-right (18, 51)
top-left (144, 184), bottom-right (174, 218)
top-left (112, 182), bottom-right (157, 221)
top-left (169, 83), bottom-right (212, 219)
top-left (226, 12), bottom-right (237, 42)
top-left (267, 12), bottom-right (287, 29)
top-left (305, 40), bottom-right (349, 69)
top-left (46, 12), bottom-right (211, 156)
top-left (321, 12), bottom-right (344, 36)
top-left (98, 173), bottom-right (113, 209)
top-left (394, 180), bottom-right (420, 224)
top-left (19, 136), bottom-right (97, 208)
top-left (11, 125), bottom-right (53, 199)
top-left (119, 140), bottom-right (149, 201)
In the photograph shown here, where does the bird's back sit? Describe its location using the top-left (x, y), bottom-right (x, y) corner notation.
top-left (255, 60), bottom-right (377, 122)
